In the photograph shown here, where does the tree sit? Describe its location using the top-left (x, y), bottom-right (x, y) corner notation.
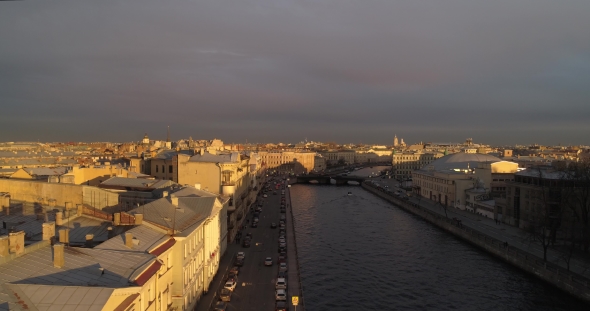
top-left (525, 167), bottom-right (563, 261)
top-left (561, 159), bottom-right (590, 252)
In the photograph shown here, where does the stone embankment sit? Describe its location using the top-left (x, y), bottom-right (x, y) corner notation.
top-left (362, 182), bottom-right (590, 303)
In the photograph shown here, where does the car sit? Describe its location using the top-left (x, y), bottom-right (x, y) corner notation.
top-left (224, 279), bottom-right (237, 291)
top-left (279, 223), bottom-right (286, 229)
top-left (237, 252), bottom-right (245, 260)
top-left (229, 266), bottom-right (240, 276)
top-left (246, 233), bottom-right (252, 238)
top-left (265, 257), bottom-right (273, 266)
top-left (275, 289), bottom-right (287, 301)
top-left (279, 262), bottom-right (288, 272)
top-left (227, 271), bottom-right (238, 280)
top-left (275, 277), bottom-right (287, 289)
top-left (235, 258), bottom-right (245, 266)
top-left (213, 301), bottom-right (228, 311)
top-left (219, 288), bottom-right (232, 302)
top-left (271, 222), bottom-right (277, 228)
top-left (242, 240), bottom-right (251, 248)
top-left (278, 246), bottom-right (286, 253)
top-left (275, 301), bottom-right (287, 311)
top-left (263, 194), bottom-right (268, 198)
top-left (277, 255), bottom-right (286, 263)
top-left (277, 271), bottom-right (287, 279)
top-left (280, 209), bottom-right (286, 213)
top-left (251, 222), bottom-right (258, 228)
top-left (278, 237), bottom-right (286, 243)
top-left (279, 242), bottom-right (287, 248)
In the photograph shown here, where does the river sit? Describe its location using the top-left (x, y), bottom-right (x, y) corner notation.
top-left (290, 167), bottom-right (589, 310)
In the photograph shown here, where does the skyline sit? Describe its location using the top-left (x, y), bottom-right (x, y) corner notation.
top-left (1, 0), bottom-right (590, 145)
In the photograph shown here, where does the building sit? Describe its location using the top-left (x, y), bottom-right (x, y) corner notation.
top-left (392, 150), bottom-right (444, 180)
top-left (258, 151), bottom-right (315, 174)
top-left (412, 152), bottom-right (518, 218)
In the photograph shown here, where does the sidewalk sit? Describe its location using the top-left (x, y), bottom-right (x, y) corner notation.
top-left (285, 183), bottom-right (305, 311)
top-left (371, 178), bottom-right (590, 279)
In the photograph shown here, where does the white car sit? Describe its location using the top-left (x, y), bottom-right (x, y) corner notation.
top-left (275, 289), bottom-right (287, 301)
top-left (275, 278), bottom-right (287, 289)
top-left (278, 262), bottom-right (288, 272)
top-left (263, 194), bottom-right (268, 198)
top-left (224, 279), bottom-right (237, 292)
top-left (237, 252), bottom-right (245, 260)
top-left (264, 257), bottom-right (273, 266)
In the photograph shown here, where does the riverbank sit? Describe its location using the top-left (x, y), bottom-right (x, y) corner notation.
top-left (286, 180), bottom-right (305, 311)
top-left (362, 182), bottom-right (590, 304)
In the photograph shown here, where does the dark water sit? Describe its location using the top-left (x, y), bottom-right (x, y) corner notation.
top-left (290, 173), bottom-right (590, 311)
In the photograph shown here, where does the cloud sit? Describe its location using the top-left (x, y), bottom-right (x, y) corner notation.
top-left (0, 0), bottom-right (589, 145)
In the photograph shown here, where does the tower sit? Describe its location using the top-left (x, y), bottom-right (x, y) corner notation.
top-left (393, 135), bottom-right (399, 147)
top-left (142, 133), bottom-right (150, 145)
top-left (165, 126), bottom-right (172, 149)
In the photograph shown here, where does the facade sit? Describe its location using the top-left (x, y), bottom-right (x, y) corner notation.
top-left (258, 151), bottom-right (315, 174)
top-left (392, 151), bottom-right (444, 180)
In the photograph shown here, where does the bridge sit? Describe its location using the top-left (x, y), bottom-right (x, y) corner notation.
top-left (295, 175), bottom-right (367, 185)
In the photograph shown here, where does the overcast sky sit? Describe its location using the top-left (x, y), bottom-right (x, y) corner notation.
top-left (1, 0), bottom-right (589, 146)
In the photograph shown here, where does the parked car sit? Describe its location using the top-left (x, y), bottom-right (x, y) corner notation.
top-left (242, 240), bottom-right (251, 248)
top-left (275, 289), bottom-right (287, 301)
top-left (213, 301), bottom-right (228, 311)
top-left (237, 252), bottom-right (245, 260)
top-left (279, 262), bottom-right (288, 272)
top-left (277, 271), bottom-right (287, 279)
top-left (275, 277), bottom-right (287, 289)
top-left (229, 266), bottom-right (240, 276)
top-left (219, 288), bottom-right (232, 302)
top-left (235, 258), bottom-right (245, 266)
top-left (275, 301), bottom-right (287, 311)
top-left (265, 257), bottom-right (273, 266)
top-left (224, 279), bottom-right (237, 291)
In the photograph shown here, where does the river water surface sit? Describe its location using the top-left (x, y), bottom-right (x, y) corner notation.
top-left (290, 168), bottom-right (589, 310)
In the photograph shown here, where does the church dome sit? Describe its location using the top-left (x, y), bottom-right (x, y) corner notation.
top-left (422, 152), bottom-right (502, 171)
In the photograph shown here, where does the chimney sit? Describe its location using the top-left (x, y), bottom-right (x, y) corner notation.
top-left (42, 222), bottom-right (55, 241)
top-left (0, 194), bottom-right (10, 211)
top-left (53, 243), bottom-right (65, 268)
top-left (194, 183), bottom-right (201, 190)
top-left (0, 236), bottom-right (9, 257)
top-left (48, 199), bottom-right (56, 207)
top-left (162, 191), bottom-right (169, 198)
top-left (56, 212), bottom-right (63, 226)
top-left (64, 202), bottom-right (73, 210)
top-left (107, 226), bottom-right (114, 239)
top-left (76, 204), bottom-right (83, 216)
top-left (85, 234), bottom-right (94, 248)
top-left (114, 213), bottom-right (121, 225)
top-left (58, 229), bottom-right (70, 245)
top-left (125, 232), bottom-right (133, 248)
top-left (8, 231), bottom-right (25, 256)
top-left (171, 197), bottom-right (179, 207)
top-left (134, 214), bottom-right (143, 225)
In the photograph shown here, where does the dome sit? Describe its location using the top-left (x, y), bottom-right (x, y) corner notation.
top-left (423, 152), bottom-right (502, 171)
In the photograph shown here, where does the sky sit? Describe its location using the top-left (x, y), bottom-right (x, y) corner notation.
top-left (1, 0), bottom-right (589, 146)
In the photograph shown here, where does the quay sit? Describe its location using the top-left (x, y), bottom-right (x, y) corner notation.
top-left (362, 181), bottom-right (590, 303)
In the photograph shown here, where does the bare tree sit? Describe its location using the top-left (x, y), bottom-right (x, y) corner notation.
top-left (562, 159), bottom-right (590, 252)
top-left (525, 167), bottom-right (562, 261)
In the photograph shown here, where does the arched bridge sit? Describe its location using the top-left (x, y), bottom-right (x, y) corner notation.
top-left (295, 175), bottom-right (367, 185)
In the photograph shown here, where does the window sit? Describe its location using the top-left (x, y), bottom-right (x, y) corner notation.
top-left (156, 165), bottom-right (159, 173)
top-left (169, 165), bottom-right (173, 173)
top-left (162, 165), bottom-right (165, 173)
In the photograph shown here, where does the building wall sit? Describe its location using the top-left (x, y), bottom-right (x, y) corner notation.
top-left (150, 158), bottom-right (175, 182)
top-left (0, 179), bottom-right (84, 207)
top-left (62, 166), bottom-right (132, 186)
top-left (392, 152), bottom-right (443, 180)
top-left (177, 162), bottom-right (221, 194)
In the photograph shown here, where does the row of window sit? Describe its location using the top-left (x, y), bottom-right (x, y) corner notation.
top-left (155, 165), bottom-right (174, 174)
